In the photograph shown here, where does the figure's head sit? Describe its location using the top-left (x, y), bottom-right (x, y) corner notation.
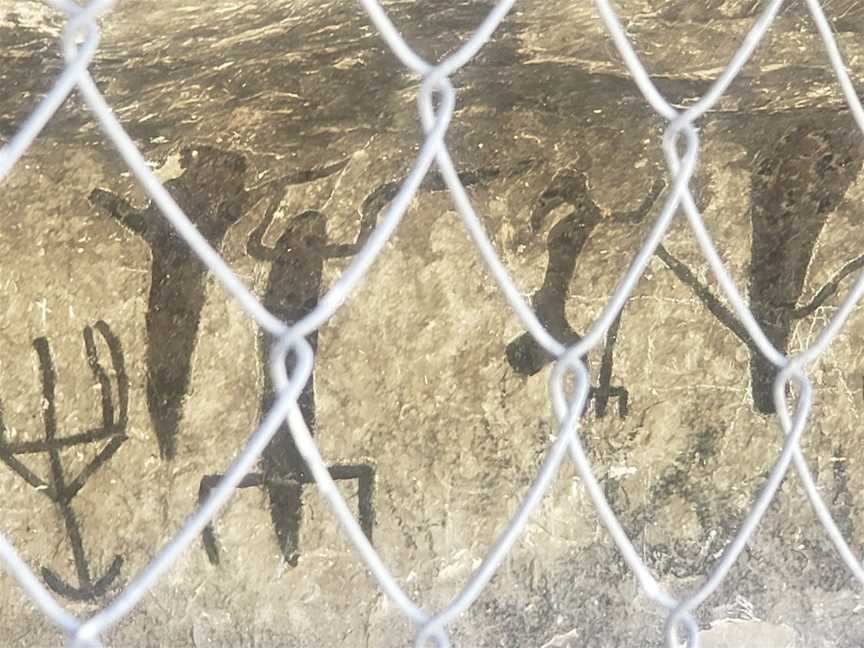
top-left (529, 170), bottom-right (591, 233)
top-left (275, 209), bottom-right (328, 252)
top-left (180, 145), bottom-right (247, 194)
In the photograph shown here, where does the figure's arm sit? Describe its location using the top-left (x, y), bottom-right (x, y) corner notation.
top-left (655, 243), bottom-right (751, 348)
top-left (791, 253), bottom-right (864, 319)
top-left (290, 158), bottom-right (350, 185)
top-left (324, 180), bottom-right (400, 259)
top-left (420, 166), bottom-right (501, 193)
top-left (0, 406), bottom-right (51, 493)
top-left (255, 158), bottom-right (351, 193)
top-left (88, 188), bottom-right (148, 236)
top-left (248, 159), bottom-right (353, 260)
top-left (246, 190), bottom-right (284, 262)
top-left (323, 162), bottom-right (511, 258)
top-left (612, 178), bottom-right (665, 224)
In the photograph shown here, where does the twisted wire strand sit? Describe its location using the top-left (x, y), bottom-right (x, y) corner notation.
top-left (0, 0), bottom-right (860, 646)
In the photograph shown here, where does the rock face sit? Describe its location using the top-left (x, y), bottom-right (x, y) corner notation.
top-left (2, 1), bottom-right (864, 646)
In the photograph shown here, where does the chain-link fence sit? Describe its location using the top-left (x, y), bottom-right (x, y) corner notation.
top-left (1, 0), bottom-right (864, 646)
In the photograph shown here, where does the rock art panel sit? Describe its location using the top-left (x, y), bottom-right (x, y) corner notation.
top-left (2, 1), bottom-right (864, 647)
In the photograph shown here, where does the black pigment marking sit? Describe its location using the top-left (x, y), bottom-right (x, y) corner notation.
top-left (89, 145), bottom-right (251, 460)
top-left (0, 322), bottom-right (128, 601)
top-left (748, 124), bottom-right (863, 411)
top-left (199, 165), bottom-right (376, 566)
top-left (657, 122), bottom-right (864, 414)
top-left (655, 243), bottom-right (750, 348)
top-left (198, 163), bottom-right (505, 566)
top-left (505, 170), bottom-right (663, 418)
top-left (589, 311), bottom-right (629, 418)
top-left (637, 124), bottom-right (864, 582)
top-left (830, 451), bottom-right (856, 563)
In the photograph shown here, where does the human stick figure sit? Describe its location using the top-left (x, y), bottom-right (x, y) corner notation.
top-left (198, 170), bottom-right (384, 566)
top-left (198, 160), bottom-right (512, 565)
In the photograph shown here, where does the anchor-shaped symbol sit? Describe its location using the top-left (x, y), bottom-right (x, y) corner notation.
top-left (0, 321), bottom-right (128, 601)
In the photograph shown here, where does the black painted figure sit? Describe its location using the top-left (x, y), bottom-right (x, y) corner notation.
top-left (505, 170), bottom-right (664, 418)
top-left (0, 322), bottom-right (128, 601)
top-left (658, 123), bottom-right (864, 413)
top-left (197, 162), bottom-right (509, 566)
top-left (89, 146), bottom-right (250, 460)
top-left (199, 171), bottom-right (391, 566)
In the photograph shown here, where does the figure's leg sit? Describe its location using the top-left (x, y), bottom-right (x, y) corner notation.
top-left (265, 477), bottom-right (304, 567)
top-left (590, 311), bottom-right (628, 419)
top-left (326, 464), bottom-right (375, 543)
top-left (252, 327), bottom-right (318, 568)
top-left (505, 294), bottom-right (582, 376)
top-left (198, 473), bottom-right (265, 565)
top-left (263, 463), bottom-right (376, 565)
top-left (607, 386), bottom-right (629, 418)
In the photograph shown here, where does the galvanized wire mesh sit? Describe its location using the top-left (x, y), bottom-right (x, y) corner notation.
top-left (2, 0), bottom-right (864, 646)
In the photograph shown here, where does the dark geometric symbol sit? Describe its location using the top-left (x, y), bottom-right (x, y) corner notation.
top-left (656, 122), bottom-right (864, 414)
top-left (0, 321), bottom-right (128, 601)
top-left (89, 145), bottom-right (251, 461)
top-left (505, 169), bottom-right (664, 418)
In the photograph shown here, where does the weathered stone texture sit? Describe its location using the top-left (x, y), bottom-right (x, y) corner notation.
top-left (2, 1), bottom-right (864, 646)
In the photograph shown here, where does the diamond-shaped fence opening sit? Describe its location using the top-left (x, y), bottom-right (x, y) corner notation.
top-left (2, 0), bottom-right (864, 646)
